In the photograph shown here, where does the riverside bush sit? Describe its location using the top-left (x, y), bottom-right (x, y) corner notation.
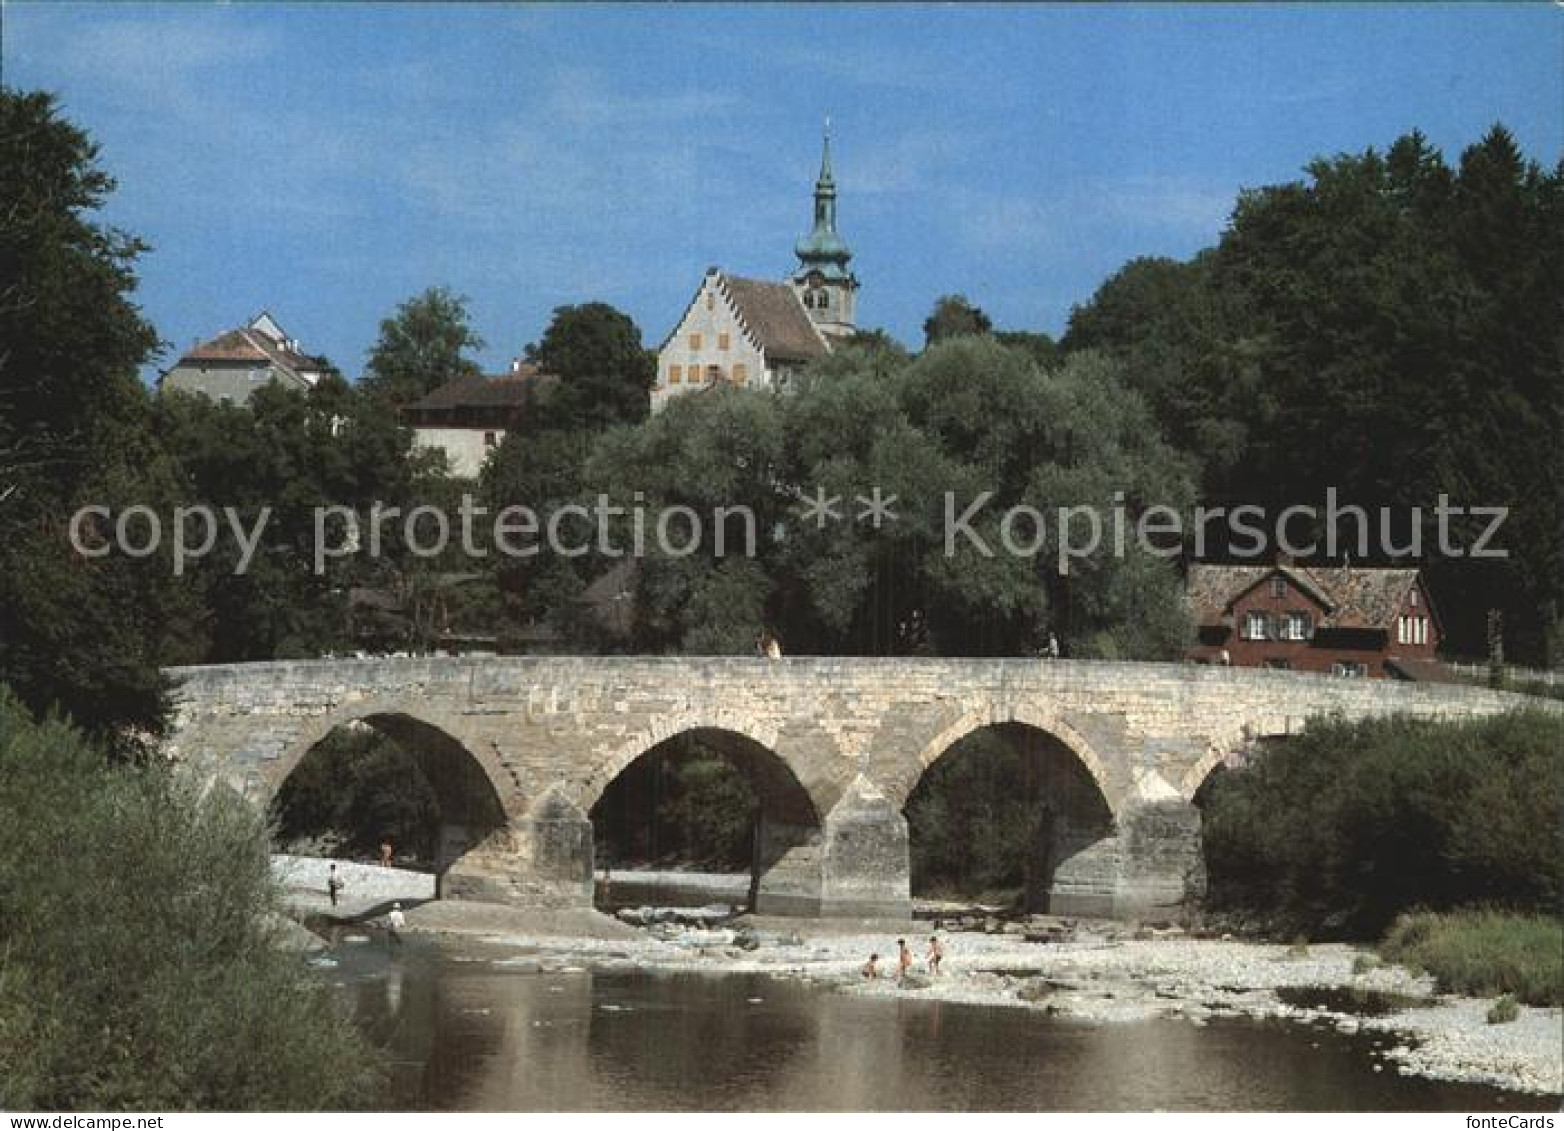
top-left (0, 692), bottom-right (382, 1109)
top-left (1199, 710), bottom-right (1562, 936)
top-left (1381, 910), bottom-right (1563, 1007)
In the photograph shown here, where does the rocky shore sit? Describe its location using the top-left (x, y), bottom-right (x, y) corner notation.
top-left (399, 901), bottom-right (1564, 1098)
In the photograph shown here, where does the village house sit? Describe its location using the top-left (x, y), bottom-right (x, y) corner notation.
top-left (1186, 560), bottom-right (1441, 678)
top-left (653, 126), bottom-right (857, 412)
top-left (400, 361), bottom-right (553, 478)
top-left (159, 311), bottom-right (329, 405)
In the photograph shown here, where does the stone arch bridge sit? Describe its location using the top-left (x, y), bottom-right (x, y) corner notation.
top-left (164, 657), bottom-right (1537, 920)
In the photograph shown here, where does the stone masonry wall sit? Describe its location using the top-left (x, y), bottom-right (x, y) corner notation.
top-left (164, 657), bottom-right (1548, 919)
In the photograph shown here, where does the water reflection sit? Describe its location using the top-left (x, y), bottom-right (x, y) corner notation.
top-left (328, 941), bottom-right (1552, 1112)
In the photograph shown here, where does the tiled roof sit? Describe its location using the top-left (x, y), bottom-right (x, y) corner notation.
top-left (177, 328), bottom-right (326, 380)
top-left (721, 275), bottom-right (830, 364)
top-left (1307, 565), bottom-right (1421, 630)
top-left (1186, 564), bottom-right (1271, 625)
top-left (1384, 657), bottom-right (1464, 684)
top-left (1187, 562), bottom-right (1422, 631)
top-left (403, 367), bottom-right (555, 413)
top-left (181, 329), bottom-right (271, 364)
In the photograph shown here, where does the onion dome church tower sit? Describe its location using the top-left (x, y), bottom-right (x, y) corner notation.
top-left (790, 120), bottom-right (858, 340)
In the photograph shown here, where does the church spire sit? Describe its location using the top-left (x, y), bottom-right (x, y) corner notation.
top-left (809, 118), bottom-right (838, 236)
top-left (792, 119), bottom-right (858, 339)
top-left (796, 119), bottom-right (849, 266)
top-left (818, 116), bottom-right (835, 189)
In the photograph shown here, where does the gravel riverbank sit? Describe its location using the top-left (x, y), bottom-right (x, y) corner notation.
top-left (401, 903), bottom-right (1563, 1098)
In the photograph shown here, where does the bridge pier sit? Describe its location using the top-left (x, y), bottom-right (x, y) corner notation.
top-left (1042, 797), bottom-right (1205, 920)
top-left (441, 788), bottom-right (594, 908)
top-left (751, 817), bottom-right (826, 916)
top-left (817, 777), bottom-right (912, 919)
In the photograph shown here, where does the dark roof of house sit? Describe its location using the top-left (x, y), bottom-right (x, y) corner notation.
top-left (175, 328), bottom-right (325, 379)
top-left (1306, 565), bottom-right (1425, 630)
top-left (403, 367), bottom-right (555, 414)
top-left (721, 275), bottom-right (830, 364)
top-left (1383, 656), bottom-right (1465, 684)
top-left (1187, 562), bottom-right (1426, 632)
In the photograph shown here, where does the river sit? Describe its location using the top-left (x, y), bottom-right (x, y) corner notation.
top-left (323, 936), bottom-right (1551, 1111)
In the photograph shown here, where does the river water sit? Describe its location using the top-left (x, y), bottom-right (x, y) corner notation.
top-left (326, 937), bottom-right (1547, 1111)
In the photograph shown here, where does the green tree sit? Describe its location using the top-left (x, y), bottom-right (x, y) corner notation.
top-left (524, 302), bottom-right (656, 432)
top-left (922, 293), bottom-right (993, 347)
top-left (0, 692), bottom-right (381, 1108)
top-left (1200, 709), bottom-right (1562, 936)
top-left (360, 286), bottom-right (484, 405)
top-left (1066, 126), bottom-right (1563, 664)
top-left (155, 377), bottom-right (422, 661)
top-left (566, 334), bottom-right (1193, 659)
top-left (0, 89), bottom-right (199, 746)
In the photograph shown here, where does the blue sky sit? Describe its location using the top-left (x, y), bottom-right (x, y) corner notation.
top-left (6, 3), bottom-right (1561, 380)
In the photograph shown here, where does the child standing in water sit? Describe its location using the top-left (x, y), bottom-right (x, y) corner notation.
top-left (896, 938), bottom-right (913, 981)
top-left (861, 953), bottom-right (880, 979)
top-left (927, 935), bottom-right (944, 976)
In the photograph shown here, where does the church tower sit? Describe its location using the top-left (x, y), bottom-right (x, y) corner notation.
top-left (790, 121), bottom-right (858, 339)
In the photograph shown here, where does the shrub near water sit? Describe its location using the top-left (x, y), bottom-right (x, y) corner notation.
top-left (0, 693), bottom-right (381, 1110)
top-left (1381, 910), bottom-right (1564, 1008)
top-left (1199, 709), bottom-right (1562, 936)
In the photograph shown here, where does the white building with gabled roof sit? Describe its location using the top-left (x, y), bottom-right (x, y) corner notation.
top-left (652, 269), bottom-right (832, 412)
top-left (652, 127), bottom-right (857, 413)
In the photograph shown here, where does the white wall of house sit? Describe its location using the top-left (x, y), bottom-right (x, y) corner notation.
top-left (652, 273), bottom-right (771, 412)
top-left (414, 427), bottom-right (504, 478)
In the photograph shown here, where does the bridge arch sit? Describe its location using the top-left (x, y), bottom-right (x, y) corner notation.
top-left (902, 707), bottom-right (1118, 914)
top-left (584, 719), bottom-right (826, 915)
top-left (267, 704), bottom-right (514, 875)
top-left (903, 703), bottom-right (1115, 812)
top-left (1179, 738), bottom-right (1250, 801)
top-left (582, 709), bottom-right (835, 821)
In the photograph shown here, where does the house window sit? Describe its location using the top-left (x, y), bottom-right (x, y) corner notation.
top-left (1271, 576), bottom-right (1286, 598)
top-left (1242, 611), bottom-right (1270, 640)
top-left (1264, 658), bottom-right (1291, 670)
top-left (705, 293), bottom-right (714, 311)
top-left (718, 332), bottom-right (730, 351)
top-left (1283, 611), bottom-right (1312, 641)
top-left (483, 431), bottom-right (498, 448)
top-left (1397, 615), bottom-right (1408, 645)
top-left (707, 365), bottom-right (723, 383)
top-left (668, 365), bottom-right (682, 384)
top-left (733, 363), bottom-right (748, 385)
top-left (1332, 661), bottom-right (1367, 678)
top-left (689, 333), bottom-right (702, 350)
top-left (1409, 588), bottom-right (1419, 608)
top-left (1414, 616), bottom-right (1428, 645)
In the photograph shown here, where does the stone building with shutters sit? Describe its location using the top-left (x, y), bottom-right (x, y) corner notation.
top-left (652, 126), bottom-right (857, 413)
